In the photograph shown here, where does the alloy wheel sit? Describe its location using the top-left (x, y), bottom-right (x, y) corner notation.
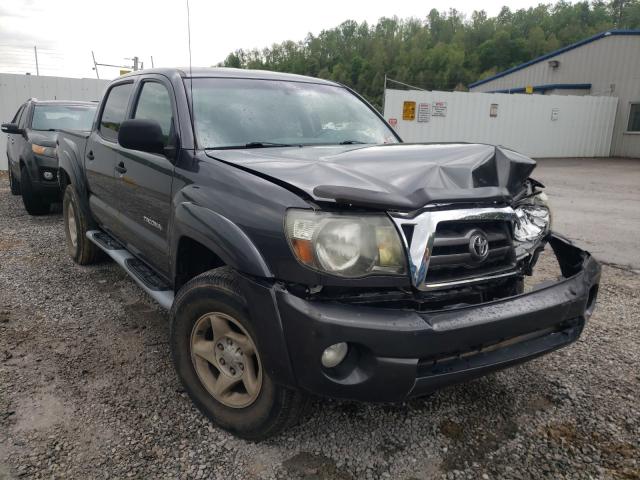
top-left (67, 202), bottom-right (78, 248)
top-left (190, 312), bottom-right (262, 408)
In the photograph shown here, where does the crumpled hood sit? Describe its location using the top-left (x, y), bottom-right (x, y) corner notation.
top-left (206, 143), bottom-right (536, 210)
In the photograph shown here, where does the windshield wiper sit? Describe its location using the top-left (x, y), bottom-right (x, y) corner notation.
top-left (338, 140), bottom-right (367, 145)
top-left (207, 142), bottom-right (299, 150)
top-left (245, 141), bottom-right (296, 148)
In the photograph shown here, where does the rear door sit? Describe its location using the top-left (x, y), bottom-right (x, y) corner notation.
top-left (112, 75), bottom-right (177, 276)
top-left (85, 81), bottom-right (134, 231)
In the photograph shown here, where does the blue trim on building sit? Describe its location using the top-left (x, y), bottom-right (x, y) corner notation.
top-left (487, 83), bottom-right (592, 94)
top-left (469, 29), bottom-right (640, 89)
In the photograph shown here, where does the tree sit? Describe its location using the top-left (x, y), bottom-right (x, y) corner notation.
top-left (221, 0), bottom-right (634, 109)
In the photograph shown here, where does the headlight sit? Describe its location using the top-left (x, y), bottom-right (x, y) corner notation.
top-left (285, 209), bottom-right (406, 277)
top-left (514, 192), bottom-right (551, 242)
top-left (32, 144), bottom-right (57, 158)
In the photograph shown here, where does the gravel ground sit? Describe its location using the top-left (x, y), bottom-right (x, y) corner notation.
top-left (0, 174), bottom-right (638, 480)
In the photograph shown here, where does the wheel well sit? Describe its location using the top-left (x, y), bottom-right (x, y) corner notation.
top-left (58, 168), bottom-right (71, 191)
top-left (175, 237), bottom-right (226, 291)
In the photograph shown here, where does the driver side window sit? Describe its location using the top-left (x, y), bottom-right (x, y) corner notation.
top-left (133, 82), bottom-right (174, 146)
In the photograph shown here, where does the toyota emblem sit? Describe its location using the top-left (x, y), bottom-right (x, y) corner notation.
top-left (469, 231), bottom-right (490, 261)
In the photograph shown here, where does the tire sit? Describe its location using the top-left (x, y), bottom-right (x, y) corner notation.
top-left (170, 267), bottom-right (308, 440)
top-left (63, 184), bottom-right (102, 265)
top-left (20, 165), bottom-right (50, 215)
top-left (8, 165), bottom-right (20, 195)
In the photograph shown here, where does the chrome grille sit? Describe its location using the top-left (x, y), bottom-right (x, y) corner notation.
top-left (389, 206), bottom-right (518, 291)
top-left (425, 220), bottom-right (516, 286)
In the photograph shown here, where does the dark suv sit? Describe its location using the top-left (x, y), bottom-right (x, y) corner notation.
top-left (56, 68), bottom-right (600, 440)
top-left (2, 99), bottom-right (97, 215)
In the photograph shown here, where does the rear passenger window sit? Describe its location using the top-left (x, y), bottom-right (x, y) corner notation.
top-left (133, 82), bottom-right (174, 145)
top-left (100, 83), bottom-right (133, 141)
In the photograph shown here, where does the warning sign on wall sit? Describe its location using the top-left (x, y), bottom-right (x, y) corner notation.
top-left (432, 101), bottom-right (447, 117)
top-left (402, 101), bottom-right (416, 121)
top-left (417, 103), bottom-right (431, 122)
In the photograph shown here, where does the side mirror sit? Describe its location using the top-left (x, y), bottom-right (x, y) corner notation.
top-left (1, 123), bottom-right (24, 135)
top-left (118, 119), bottom-right (165, 155)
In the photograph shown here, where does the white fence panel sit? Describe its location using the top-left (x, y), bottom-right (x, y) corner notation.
top-left (383, 89), bottom-right (618, 158)
top-left (0, 73), bottom-right (110, 170)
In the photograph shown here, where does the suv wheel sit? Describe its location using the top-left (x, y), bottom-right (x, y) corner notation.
top-left (20, 165), bottom-right (50, 215)
top-left (170, 267), bottom-right (308, 440)
top-left (63, 184), bottom-right (102, 265)
top-left (8, 166), bottom-right (21, 195)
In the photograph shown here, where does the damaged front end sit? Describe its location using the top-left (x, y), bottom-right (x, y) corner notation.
top-left (253, 144), bottom-right (602, 401)
top-left (271, 226), bottom-right (600, 402)
top-left (300, 178), bottom-right (572, 313)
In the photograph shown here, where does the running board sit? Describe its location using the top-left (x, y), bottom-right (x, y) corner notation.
top-left (86, 230), bottom-right (174, 310)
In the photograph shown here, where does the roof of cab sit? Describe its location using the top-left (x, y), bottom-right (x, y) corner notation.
top-left (119, 67), bottom-right (340, 86)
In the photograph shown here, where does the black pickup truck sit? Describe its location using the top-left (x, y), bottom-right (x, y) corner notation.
top-left (56, 68), bottom-right (600, 440)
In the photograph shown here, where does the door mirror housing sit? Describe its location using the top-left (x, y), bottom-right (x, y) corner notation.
top-left (118, 119), bottom-right (165, 155)
top-left (1, 123), bottom-right (24, 135)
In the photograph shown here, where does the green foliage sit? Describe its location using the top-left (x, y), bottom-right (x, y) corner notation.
top-left (221, 0), bottom-right (640, 110)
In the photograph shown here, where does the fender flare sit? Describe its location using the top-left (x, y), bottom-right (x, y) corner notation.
top-left (57, 136), bottom-right (89, 197)
top-left (172, 202), bottom-right (272, 279)
top-left (56, 135), bottom-right (95, 226)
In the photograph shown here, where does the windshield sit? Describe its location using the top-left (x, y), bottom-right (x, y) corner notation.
top-left (31, 104), bottom-right (97, 131)
top-left (188, 78), bottom-right (398, 149)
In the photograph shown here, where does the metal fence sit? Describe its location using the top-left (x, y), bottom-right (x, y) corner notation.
top-left (383, 89), bottom-right (619, 158)
top-left (0, 73), bottom-right (110, 170)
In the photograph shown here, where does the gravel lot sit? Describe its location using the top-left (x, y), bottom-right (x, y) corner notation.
top-left (0, 171), bottom-right (638, 480)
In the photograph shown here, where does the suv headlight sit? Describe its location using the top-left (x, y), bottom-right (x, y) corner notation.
top-left (285, 209), bottom-right (406, 277)
top-left (514, 192), bottom-right (552, 242)
top-left (32, 144), bottom-right (57, 158)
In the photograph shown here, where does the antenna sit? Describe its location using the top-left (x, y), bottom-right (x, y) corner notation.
top-left (186, 0), bottom-right (195, 152)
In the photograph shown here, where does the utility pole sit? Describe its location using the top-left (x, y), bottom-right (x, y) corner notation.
top-left (34, 46), bottom-right (39, 76)
top-left (382, 73), bottom-right (387, 113)
top-left (92, 53), bottom-right (149, 76)
top-left (92, 51), bottom-right (100, 79)
top-left (151, 56), bottom-right (155, 68)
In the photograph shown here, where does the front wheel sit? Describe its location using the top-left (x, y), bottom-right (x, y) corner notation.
top-left (170, 267), bottom-right (307, 440)
top-left (8, 165), bottom-right (21, 195)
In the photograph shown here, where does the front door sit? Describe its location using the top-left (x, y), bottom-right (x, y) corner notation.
top-left (113, 77), bottom-right (177, 277)
top-left (6, 104), bottom-right (26, 177)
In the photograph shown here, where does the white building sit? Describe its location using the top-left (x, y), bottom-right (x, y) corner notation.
top-left (469, 30), bottom-right (640, 158)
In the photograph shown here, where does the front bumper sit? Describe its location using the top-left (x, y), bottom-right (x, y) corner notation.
top-left (242, 234), bottom-right (600, 402)
top-left (27, 154), bottom-right (61, 196)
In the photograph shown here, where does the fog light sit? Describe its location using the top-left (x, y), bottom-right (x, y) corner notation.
top-left (42, 171), bottom-right (54, 181)
top-left (321, 342), bottom-right (348, 368)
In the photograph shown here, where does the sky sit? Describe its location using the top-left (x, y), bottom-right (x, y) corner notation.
top-left (0, 0), bottom-right (549, 80)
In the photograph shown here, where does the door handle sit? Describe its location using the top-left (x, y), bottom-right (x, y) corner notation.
top-left (115, 161), bottom-right (127, 175)
top-left (86, 151), bottom-right (94, 160)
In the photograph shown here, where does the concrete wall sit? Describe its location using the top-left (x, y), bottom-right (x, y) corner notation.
top-left (0, 73), bottom-right (110, 170)
top-left (383, 89), bottom-right (618, 158)
top-left (469, 34), bottom-right (640, 158)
